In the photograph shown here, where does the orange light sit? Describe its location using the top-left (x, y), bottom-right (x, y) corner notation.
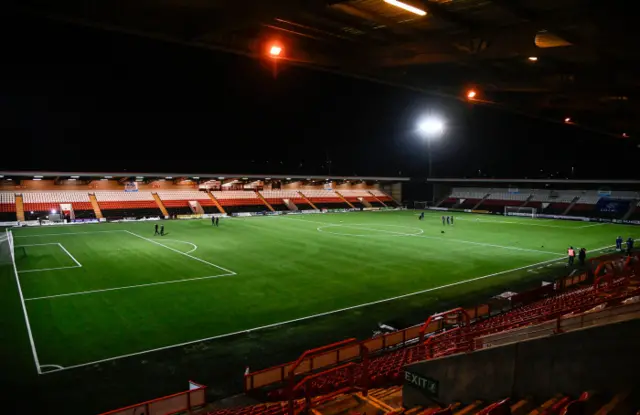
top-left (269, 45), bottom-right (282, 57)
top-left (467, 90), bottom-right (477, 99)
top-left (564, 117), bottom-right (571, 123)
top-left (528, 56), bottom-right (538, 62)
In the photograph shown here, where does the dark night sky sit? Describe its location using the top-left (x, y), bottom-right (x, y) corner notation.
top-left (1, 15), bottom-right (639, 179)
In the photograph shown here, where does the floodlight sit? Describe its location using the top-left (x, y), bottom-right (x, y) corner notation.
top-left (418, 117), bottom-right (445, 137)
top-left (269, 45), bottom-right (282, 57)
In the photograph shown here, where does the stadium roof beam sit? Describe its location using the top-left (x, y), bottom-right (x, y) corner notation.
top-left (0, 171), bottom-right (410, 182)
top-left (426, 178), bottom-right (640, 185)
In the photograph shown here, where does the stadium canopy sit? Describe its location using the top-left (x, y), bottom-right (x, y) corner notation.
top-left (6, 0), bottom-right (638, 139)
top-left (0, 171), bottom-right (410, 183)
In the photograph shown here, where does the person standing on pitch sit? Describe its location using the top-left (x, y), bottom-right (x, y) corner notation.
top-left (154, 223), bottom-right (159, 235)
top-left (442, 215), bottom-right (445, 225)
top-left (160, 224), bottom-right (165, 236)
top-left (567, 246), bottom-right (576, 266)
top-left (212, 216), bottom-right (216, 226)
top-left (616, 236), bottom-right (623, 251)
top-left (451, 216), bottom-right (454, 225)
top-left (419, 212), bottom-right (424, 221)
top-left (446, 216), bottom-right (451, 225)
top-left (578, 247), bottom-right (586, 267)
top-left (627, 237), bottom-right (634, 255)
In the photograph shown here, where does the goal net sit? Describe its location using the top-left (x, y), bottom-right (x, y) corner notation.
top-left (504, 206), bottom-right (537, 218)
top-left (0, 230), bottom-right (14, 266)
top-left (414, 201), bottom-right (429, 210)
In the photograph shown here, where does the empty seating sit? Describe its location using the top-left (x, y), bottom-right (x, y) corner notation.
top-left (21, 191), bottom-right (93, 213)
top-left (300, 190), bottom-right (350, 208)
top-left (157, 190), bottom-right (216, 209)
top-left (0, 192), bottom-right (16, 221)
top-left (94, 191), bottom-right (160, 218)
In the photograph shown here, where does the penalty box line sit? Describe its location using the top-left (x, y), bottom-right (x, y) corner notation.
top-left (14, 243), bottom-right (83, 273)
top-left (38, 244), bottom-right (620, 376)
top-left (24, 230), bottom-right (237, 300)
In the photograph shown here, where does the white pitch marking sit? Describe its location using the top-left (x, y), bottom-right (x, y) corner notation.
top-left (124, 230), bottom-right (236, 275)
top-left (12, 230), bottom-right (128, 238)
top-left (6, 229), bottom-right (42, 374)
top-left (39, 364), bottom-right (64, 371)
top-left (576, 223), bottom-right (607, 229)
top-left (288, 217), bottom-right (559, 256)
top-left (14, 243), bottom-right (64, 247)
top-left (57, 243), bottom-right (82, 268)
top-left (39, 243), bottom-right (618, 375)
top-left (161, 239), bottom-right (198, 254)
top-left (19, 265), bottom-right (82, 274)
top-left (25, 273), bottom-right (236, 301)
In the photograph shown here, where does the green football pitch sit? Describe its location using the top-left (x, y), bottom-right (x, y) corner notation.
top-left (1, 210), bottom-right (632, 376)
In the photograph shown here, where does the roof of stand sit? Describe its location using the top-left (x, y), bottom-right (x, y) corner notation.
top-left (7, 0), bottom-right (639, 138)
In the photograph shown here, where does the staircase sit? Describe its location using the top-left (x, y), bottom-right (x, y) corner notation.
top-left (368, 191), bottom-right (388, 207)
top-left (298, 191), bottom-right (318, 210)
top-left (15, 194), bottom-right (25, 222)
top-left (256, 191), bottom-right (275, 212)
top-left (472, 193), bottom-right (491, 210)
top-left (284, 199), bottom-right (298, 211)
top-left (152, 193), bottom-right (169, 217)
top-left (562, 196), bottom-right (580, 215)
top-left (622, 199), bottom-right (638, 220)
top-left (360, 198), bottom-right (372, 208)
top-left (206, 191), bottom-right (226, 214)
top-left (334, 191), bottom-right (355, 208)
top-left (88, 194), bottom-right (103, 220)
top-left (520, 194), bottom-right (533, 207)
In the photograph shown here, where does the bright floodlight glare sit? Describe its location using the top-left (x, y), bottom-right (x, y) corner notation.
top-left (528, 56), bottom-right (538, 62)
top-left (269, 45), bottom-right (282, 57)
top-left (418, 117), bottom-right (445, 136)
top-left (564, 117), bottom-right (571, 123)
top-left (51, 209), bottom-right (57, 214)
top-left (384, 0), bottom-right (426, 16)
top-left (467, 89), bottom-right (477, 99)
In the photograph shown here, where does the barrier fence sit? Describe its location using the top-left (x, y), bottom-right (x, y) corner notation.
top-left (244, 304), bottom-right (490, 391)
top-left (99, 381), bottom-right (206, 415)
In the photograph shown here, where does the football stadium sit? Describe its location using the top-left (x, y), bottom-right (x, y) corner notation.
top-left (4, 0), bottom-right (640, 413)
top-left (1, 173), bottom-right (640, 414)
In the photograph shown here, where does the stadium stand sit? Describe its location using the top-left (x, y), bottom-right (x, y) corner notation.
top-left (20, 191), bottom-right (94, 220)
top-left (259, 190), bottom-right (311, 211)
top-left (156, 190), bottom-right (218, 215)
top-left (0, 192), bottom-right (17, 222)
top-left (338, 189), bottom-right (380, 208)
top-left (234, 253), bottom-right (639, 410)
top-left (213, 191), bottom-right (269, 214)
top-left (94, 191), bottom-right (162, 219)
top-left (440, 187), bottom-right (640, 220)
top-left (299, 190), bottom-right (351, 209)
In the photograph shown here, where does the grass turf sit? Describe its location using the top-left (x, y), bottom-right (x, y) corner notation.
top-left (4, 210), bottom-right (631, 374)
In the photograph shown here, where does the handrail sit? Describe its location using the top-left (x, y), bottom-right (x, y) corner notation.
top-left (419, 308), bottom-right (470, 342)
top-left (289, 362), bottom-right (358, 415)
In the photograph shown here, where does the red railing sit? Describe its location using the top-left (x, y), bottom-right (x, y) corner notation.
top-left (99, 381), bottom-right (206, 415)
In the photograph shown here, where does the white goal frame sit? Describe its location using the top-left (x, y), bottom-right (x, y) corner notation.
top-left (414, 201), bottom-right (430, 210)
top-left (504, 206), bottom-right (537, 218)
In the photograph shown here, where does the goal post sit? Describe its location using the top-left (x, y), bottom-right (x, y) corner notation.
top-left (504, 206), bottom-right (537, 218)
top-left (414, 201), bottom-right (429, 210)
top-left (0, 229), bottom-right (14, 266)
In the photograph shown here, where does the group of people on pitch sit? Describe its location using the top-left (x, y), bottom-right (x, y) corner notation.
top-left (567, 236), bottom-right (635, 267)
top-left (417, 212), bottom-right (454, 225)
top-left (566, 246), bottom-right (587, 267)
top-left (615, 236), bottom-right (635, 255)
top-left (154, 223), bottom-right (165, 236)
